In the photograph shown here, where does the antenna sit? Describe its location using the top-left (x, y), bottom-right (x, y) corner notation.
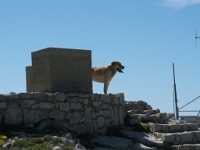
top-left (173, 63), bottom-right (179, 119)
top-left (195, 28), bottom-right (200, 47)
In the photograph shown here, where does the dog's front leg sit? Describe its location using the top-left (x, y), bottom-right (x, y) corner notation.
top-left (104, 81), bottom-right (110, 94)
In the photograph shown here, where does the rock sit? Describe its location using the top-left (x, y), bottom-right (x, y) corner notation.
top-left (4, 103), bottom-right (22, 125)
top-left (32, 92), bottom-right (46, 100)
top-left (75, 143), bottom-right (86, 150)
top-left (3, 139), bottom-right (15, 149)
top-left (0, 102), bottom-right (7, 108)
top-left (70, 102), bottom-right (82, 110)
top-left (53, 146), bottom-right (63, 150)
top-left (67, 112), bottom-right (81, 125)
top-left (91, 135), bottom-right (134, 150)
top-left (19, 93), bottom-right (32, 99)
top-left (39, 102), bottom-right (55, 108)
top-left (97, 116), bottom-right (105, 128)
top-left (84, 107), bottom-right (92, 124)
top-left (65, 133), bottom-right (73, 140)
top-left (134, 143), bottom-right (157, 150)
top-left (126, 116), bottom-right (141, 126)
top-left (20, 100), bottom-right (36, 108)
top-left (122, 129), bottom-right (164, 148)
top-left (92, 101), bottom-right (102, 107)
top-left (62, 137), bottom-right (75, 147)
top-left (23, 108), bottom-right (47, 124)
top-left (57, 102), bottom-right (70, 112)
top-left (49, 110), bottom-right (65, 120)
top-left (4, 92), bottom-right (18, 100)
top-left (54, 92), bottom-right (65, 101)
top-left (2, 142), bottom-right (12, 149)
top-left (94, 147), bottom-right (116, 150)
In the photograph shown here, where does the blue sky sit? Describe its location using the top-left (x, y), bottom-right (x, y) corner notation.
top-left (1, 0), bottom-right (200, 116)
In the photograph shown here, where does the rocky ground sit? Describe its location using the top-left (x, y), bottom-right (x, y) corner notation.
top-left (0, 100), bottom-right (199, 150)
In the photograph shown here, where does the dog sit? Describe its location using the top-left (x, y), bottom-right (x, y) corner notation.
top-left (92, 61), bottom-right (125, 94)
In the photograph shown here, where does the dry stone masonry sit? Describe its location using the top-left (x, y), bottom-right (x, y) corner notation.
top-left (0, 92), bottom-right (125, 134)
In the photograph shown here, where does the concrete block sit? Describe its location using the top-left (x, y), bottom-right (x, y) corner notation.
top-left (182, 124), bottom-right (189, 131)
top-left (170, 124), bottom-right (181, 133)
top-left (161, 124), bottom-right (170, 133)
top-left (26, 47), bottom-right (92, 93)
top-left (161, 133), bottom-right (174, 143)
top-left (26, 66), bottom-right (33, 92)
top-left (180, 132), bottom-right (193, 143)
top-left (148, 123), bottom-right (161, 132)
top-left (189, 123), bottom-right (198, 131)
top-left (194, 131), bottom-right (200, 142)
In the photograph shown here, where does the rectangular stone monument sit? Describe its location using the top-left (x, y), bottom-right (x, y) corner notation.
top-left (26, 47), bottom-right (92, 93)
top-left (26, 66), bottom-right (33, 92)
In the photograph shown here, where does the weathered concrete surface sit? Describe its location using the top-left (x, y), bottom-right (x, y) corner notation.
top-left (27, 47), bottom-right (92, 93)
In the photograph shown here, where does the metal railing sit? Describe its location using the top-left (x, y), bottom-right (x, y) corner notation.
top-left (179, 110), bottom-right (200, 122)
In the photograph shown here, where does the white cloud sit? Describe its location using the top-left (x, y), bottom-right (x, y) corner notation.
top-left (164, 0), bottom-right (200, 9)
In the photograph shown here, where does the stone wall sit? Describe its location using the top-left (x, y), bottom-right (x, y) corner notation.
top-left (0, 92), bottom-right (125, 134)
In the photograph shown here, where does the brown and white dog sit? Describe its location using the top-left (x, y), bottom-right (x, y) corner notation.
top-left (92, 61), bottom-right (125, 94)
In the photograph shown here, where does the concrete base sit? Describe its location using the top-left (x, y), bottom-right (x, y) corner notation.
top-left (26, 47), bottom-right (92, 93)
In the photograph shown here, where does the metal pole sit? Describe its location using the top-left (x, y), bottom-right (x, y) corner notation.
top-left (173, 63), bottom-right (179, 119)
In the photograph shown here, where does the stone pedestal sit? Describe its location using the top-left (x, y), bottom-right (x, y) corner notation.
top-left (26, 47), bottom-right (92, 93)
top-left (26, 66), bottom-right (33, 92)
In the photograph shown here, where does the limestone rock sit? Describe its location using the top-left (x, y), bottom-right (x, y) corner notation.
top-left (55, 92), bottom-right (65, 101)
top-left (19, 93), bottom-right (32, 99)
top-left (98, 116), bottom-right (105, 128)
top-left (0, 102), bottom-right (7, 108)
top-left (20, 100), bottom-right (36, 108)
top-left (49, 110), bottom-right (65, 120)
top-left (23, 109), bottom-right (47, 124)
top-left (57, 102), bottom-right (70, 112)
top-left (91, 135), bottom-right (134, 150)
top-left (70, 102), bottom-right (82, 110)
top-left (75, 143), bottom-right (86, 150)
top-left (39, 102), bottom-right (55, 108)
top-left (4, 103), bottom-right (22, 125)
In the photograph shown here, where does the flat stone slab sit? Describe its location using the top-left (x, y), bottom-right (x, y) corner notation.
top-left (154, 131), bottom-right (200, 144)
top-left (91, 135), bottom-right (134, 150)
top-left (171, 144), bottom-right (200, 150)
top-left (122, 129), bottom-right (164, 148)
top-left (149, 123), bottom-right (199, 133)
top-left (134, 143), bottom-right (158, 150)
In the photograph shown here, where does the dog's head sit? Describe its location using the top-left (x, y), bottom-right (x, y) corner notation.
top-left (111, 61), bottom-right (125, 73)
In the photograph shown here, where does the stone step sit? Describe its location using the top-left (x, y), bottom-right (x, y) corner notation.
top-left (171, 144), bottom-right (200, 150)
top-left (122, 129), bottom-right (164, 148)
top-left (94, 143), bottom-right (158, 150)
top-left (148, 123), bottom-right (199, 133)
top-left (127, 109), bottom-right (160, 116)
top-left (126, 113), bottom-right (170, 124)
top-left (154, 131), bottom-right (200, 144)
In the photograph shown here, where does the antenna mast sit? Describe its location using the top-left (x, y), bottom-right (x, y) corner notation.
top-left (195, 28), bottom-right (200, 47)
top-left (173, 63), bottom-right (179, 119)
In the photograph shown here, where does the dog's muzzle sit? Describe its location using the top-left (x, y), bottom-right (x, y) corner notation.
top-left (117, 66), bottom-right (125, 73)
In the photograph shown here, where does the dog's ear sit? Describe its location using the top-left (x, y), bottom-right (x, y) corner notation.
top-left (111, 61), bottom-right (116, 66)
